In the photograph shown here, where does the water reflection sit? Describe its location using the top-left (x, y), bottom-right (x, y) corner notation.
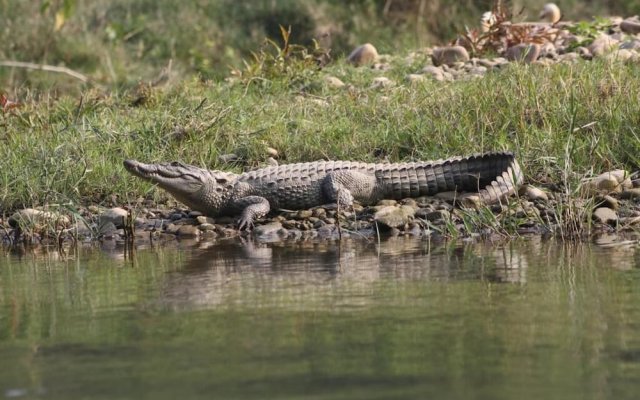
top-left (2, 236), bottom-right (640, 400)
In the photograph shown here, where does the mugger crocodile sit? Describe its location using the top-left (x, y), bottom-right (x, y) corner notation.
top-left (123, 152), bottom-right (523, 229)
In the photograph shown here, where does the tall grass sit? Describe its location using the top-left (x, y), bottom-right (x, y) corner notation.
top-left (1, 55), bottom-right (639, 213)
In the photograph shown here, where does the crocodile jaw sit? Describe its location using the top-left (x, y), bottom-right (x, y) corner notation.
top-left (123, 160), bottom-right (230, 214)
top-left (124, 159), bottom-right (205, 194)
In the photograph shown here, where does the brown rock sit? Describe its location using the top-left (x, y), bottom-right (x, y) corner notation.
top-left (431, 46), bottom-right (470, 67)
top-left (374, 205), bottom-right (415, 228)
top-left (589, 35), bottom-right (617, 57)
top-left (620, 17), bottom-right (640, 34)
top-left (347, 43), bottom-right (379, 66)
top-left (505, 43), bottom-right (541, 63)
top-left (593, 207), bottom-right (618, 225)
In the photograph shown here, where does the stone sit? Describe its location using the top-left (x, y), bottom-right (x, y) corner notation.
top-left (431, 46), bottom-right (470, 67)
top-left (597, 195), bottom-right (619, 210)
top-left (589, 35), bottom-right (617, 58)
top-left (324, 76), bottom-right (345, 89)
top-left (539, 3), bottom-right (561, 23)
top-left (505, 43), bottom-right (541, 63)
top-left (347, 43), bottom-right (379, 66)
top-left (421, 65), bottom-right (444, 81)
top-left (196, 215), bottom-right (215, 225)
top-left (424, 209), bottom-right (450, 223)
top-left (374, 205), bottom-right (415, 228)
top-left (197, 223), bottom-right (216, 231)
top-left (9, 208), bottom-right (71, 230)
top-left (254, 222), bottom-right (285, 238)
top-left (99, 207), bottom-right (128, 229)
top-left (593, 207), bottom-right (618, 225)
top-left (620, 188), bottom-right (640, 200)
top-left (219, 153), bottom-right (239, 163)
top-left (620, 39), bottom-right (640, 50)
top-left (177, 225), bottom-right (200, 237)
top-left (582, 170), bottom-right (632, 196)
top-left (370, 76), bottom-right (394, 89)
top-left (406, 74), bottom-right (425, 84)
top-left (620, 17), bottom-right (640, 34)
top-left (519, 185), bottom-right (549, 202)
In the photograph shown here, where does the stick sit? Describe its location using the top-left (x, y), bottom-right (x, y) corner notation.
top-left (0, 60), bottom-right (90, 83)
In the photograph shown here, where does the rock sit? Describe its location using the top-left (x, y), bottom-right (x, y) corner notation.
top-left (99, 207), bottom-right (128, 229)
top-left (620, 39), bottom-right (640, 50)
top-left (196, 215), bottom-right (215, 225)
top-left (218, 153), bottom-right (240, 163)
top-left (434, 191), bottom-right (459, 203)
top-left (582, 170), bottom-right (632, 196)
top-left (266, 157), bottom-right (278, 166)
top-left (423, 209), bottom-right (450, 223)
top-left (597, 195), bottom-right (619, 210)
top-left (406, 74), bottom-right (425, 84)
top-left (620, 188), bottom-right (640, 200)
top-left (370, 76), bottom-right (394, 89)
top-left (606, 49), bottom-right (635, 63)
top-left (177, 225), bottom-right (200, 237)
top-left (98, 221), bottom-right (118, 236)
top-left (265, 147), bottom-right (279, 158)
top-left (620, 17), bottom-right (640, 34)
top-left (254, 222), bottom-right (285, 239)
top-left (421, 65), bottom-right (444, 81)
top-left (197, 223), bottom-right (216, 231)
top-left (431, 46), bottom-right (470, 67)
top-left (519, 185), bottom-right (549, 202)
top-left (347, 43), bottom-right (379, 66)
top-left (9, 208), bottom-right (71, 230)
top-left (324, 76), bottom-right (345, 89)
top-left (539, 3), bottom-right (561, 23)
top-left (593, 207), bottom-right (618, 225)
top-left (374, 205), bottom-right (415, 228)
top-left (505, 43), bottom-right (541, 63)
top-left (296, 210), bottom-right (313, 219)
top-left (589, 35), bottom-right (617, 58)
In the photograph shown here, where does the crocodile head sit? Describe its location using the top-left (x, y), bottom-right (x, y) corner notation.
top-left (123, 160), bottom-right (236, 215)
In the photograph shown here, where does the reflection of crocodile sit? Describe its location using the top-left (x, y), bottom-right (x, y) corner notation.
top-left (124, 152), bottom-right (522, 229)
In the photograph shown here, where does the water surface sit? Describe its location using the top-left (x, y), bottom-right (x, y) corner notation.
top-left (1, 236), bottom-right (640, 399)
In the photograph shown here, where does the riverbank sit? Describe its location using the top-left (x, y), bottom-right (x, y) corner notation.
top-left (2, 11), bottom-right (640, 244)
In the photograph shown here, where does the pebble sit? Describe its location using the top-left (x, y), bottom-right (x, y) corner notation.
top-left (370, 76), bottom-right (394, 89)
top-left (620, 17), bottom-right (640, 34)
top-left (374, 205), bottom-right (415, 228)
top-left (593, 207), bottom-right (618, 225)
top-left (519, 185), bottom-right (549, 202)
top-left (505, 43), bottom-right (541, 63)
top-left (347, 43), bottom-right (379, 66)
top-left (99, 207), bottom-right (128, 228)
top-left (431, 46), bottom-right (470, 67)
top-left (324, 76), bottom-right (345, 88)
top-left (589, 35), bottom-right (617, 58)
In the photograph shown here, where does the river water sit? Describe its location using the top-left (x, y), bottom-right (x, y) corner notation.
top-left (1, 235), bottom-right (640, 399)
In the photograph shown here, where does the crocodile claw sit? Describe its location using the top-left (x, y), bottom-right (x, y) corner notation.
top-left (237, 216), bottom-right (254, 231)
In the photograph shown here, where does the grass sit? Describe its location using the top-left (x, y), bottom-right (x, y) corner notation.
top-left (1, 54), bottom-right (639, 217)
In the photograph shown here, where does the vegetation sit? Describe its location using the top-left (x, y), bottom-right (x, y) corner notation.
top-left (1, 0), bottom-right (640, 236)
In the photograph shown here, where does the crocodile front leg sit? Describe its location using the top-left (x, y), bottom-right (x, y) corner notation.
top-left (322, 170), bottom-right (379, 207)
top-left (233, 196), bottom-right (271, 230)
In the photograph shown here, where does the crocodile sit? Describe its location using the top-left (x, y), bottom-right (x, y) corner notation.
top-left (123, 152), bottom-right (523, 229)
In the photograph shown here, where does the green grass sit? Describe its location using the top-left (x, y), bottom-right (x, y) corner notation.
top-left (1, 54), bottom-right (640, 215)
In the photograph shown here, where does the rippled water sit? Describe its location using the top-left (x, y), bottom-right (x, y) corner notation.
top-left (1, 236), bottom-right (640, 399)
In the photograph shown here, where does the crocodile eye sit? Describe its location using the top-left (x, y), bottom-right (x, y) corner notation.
top-left (216, 177), bottom-right (228, 184)
top-left (215, 187), bottom-right (224, 193)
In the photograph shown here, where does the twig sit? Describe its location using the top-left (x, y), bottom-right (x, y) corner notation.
top-left (0, 60), bottom-right (89, 83)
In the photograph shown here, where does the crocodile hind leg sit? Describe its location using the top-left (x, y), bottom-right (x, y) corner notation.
top-left (322, 170), bottom-right (379, 207)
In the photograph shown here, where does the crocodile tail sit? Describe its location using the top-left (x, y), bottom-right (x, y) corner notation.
top-left (376, 152), bottom-right (523, 203)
